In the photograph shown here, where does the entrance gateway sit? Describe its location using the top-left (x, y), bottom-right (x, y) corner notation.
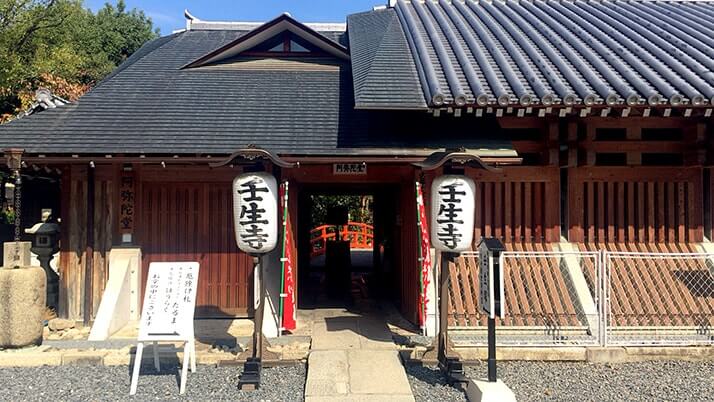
top-left (0, 0), bottom-right (711, 397)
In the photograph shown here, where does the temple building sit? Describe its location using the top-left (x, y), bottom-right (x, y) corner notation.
top-left (0, 0), bottom-right (712, 342)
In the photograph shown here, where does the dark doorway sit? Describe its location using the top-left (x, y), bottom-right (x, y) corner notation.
top-left (297, 185), bottom-right (401, 310)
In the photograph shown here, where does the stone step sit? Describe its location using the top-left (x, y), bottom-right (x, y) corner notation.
top-left (305, 349), bottom-right (414, 402)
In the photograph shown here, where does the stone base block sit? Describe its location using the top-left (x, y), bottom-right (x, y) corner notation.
top-left (0, 266), bottom-right (46, 348)
top-left (466, 379), bottom-right (517, 402)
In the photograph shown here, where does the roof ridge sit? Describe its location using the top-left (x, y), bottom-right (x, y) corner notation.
top-left (362, 11), bottom-right (424, 99)
top-left (358, 14), bottom-right (396, 91)
top-left (184, 10), bottom-right (346, 32)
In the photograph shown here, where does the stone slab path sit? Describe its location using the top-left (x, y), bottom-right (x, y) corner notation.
top-left (305, 309), bottom-right (415, 402)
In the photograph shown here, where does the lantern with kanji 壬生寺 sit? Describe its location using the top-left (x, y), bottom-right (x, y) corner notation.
top-left (233, 172), bottom-right (279, 254)
top-left (430, 175), bottom-right (476, 253)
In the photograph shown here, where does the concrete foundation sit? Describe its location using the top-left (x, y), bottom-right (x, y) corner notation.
top-left (466, 379), bottom-right (517, 402)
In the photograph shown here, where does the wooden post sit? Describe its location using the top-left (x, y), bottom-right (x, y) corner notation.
top-left (83, 165), bottom-right (95, 326)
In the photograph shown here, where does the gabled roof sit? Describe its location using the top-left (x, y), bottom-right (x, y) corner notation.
top-left (184, 13), bottom-right (349, 68)
top-left (363, 0), bottom-right (714, 109)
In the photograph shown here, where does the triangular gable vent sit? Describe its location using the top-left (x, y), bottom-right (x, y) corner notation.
top-left (184, 13), bottom-right (349, 68)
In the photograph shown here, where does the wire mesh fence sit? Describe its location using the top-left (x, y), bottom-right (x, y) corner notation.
top-left (603, 251), bottom-right (714, 346)
top-left (449, 248), bottom-right (714, 347)
top-left (449, 250), bottom-right (601, 347)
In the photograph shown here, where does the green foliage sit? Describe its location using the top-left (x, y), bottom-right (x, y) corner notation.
top-left (310, 195), bottom-right (373, 226)
top-left (0, 0), bottom-right (158, 120)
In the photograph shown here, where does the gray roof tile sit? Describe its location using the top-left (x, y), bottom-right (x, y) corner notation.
top-left (347, 9), bottom-right (427, 109)
top-left (386, 0), bottom-right (714, 108)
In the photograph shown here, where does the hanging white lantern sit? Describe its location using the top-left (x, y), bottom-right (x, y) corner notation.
top-left (233, 172), bottom-right (279, 254)
top-left (430, 175), bottom-right (475, 252)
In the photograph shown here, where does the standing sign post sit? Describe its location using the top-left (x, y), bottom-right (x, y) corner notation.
top-left (478, 238), bottom-right (505, 382)
top-left (233, 171), bottom-right (279, 390)
top-left (468, 238), bottom-right (515, 402)
top-left (130, 262), bottom-right (200, 396)
top-left (430, 174), bottom-right (475, 383)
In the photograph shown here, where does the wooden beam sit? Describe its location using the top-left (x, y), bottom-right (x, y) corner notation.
top-left (579, 141), bottom-right (688, 153)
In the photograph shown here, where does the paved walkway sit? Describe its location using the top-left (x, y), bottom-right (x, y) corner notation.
top-left (304, 308), bottom-right (415, 402)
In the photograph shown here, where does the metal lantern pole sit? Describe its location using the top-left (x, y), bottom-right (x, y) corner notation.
top-left (239, 255), bottom-right (264, 391)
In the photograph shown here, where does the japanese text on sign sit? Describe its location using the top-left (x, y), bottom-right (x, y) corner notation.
top-left (430, 175), bottom-right (475, 252)
top-left (233, 172), bottom-right (279, 254)
top-left (119, 171), bottom-right (135, 234)
top-left (138, 262), bottom-right (199, 341)
top-left (333, 163), bottom-right (367, 175)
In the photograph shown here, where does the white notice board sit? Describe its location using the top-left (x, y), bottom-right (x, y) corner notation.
top-left (138, 262), bottom-right (199, 341)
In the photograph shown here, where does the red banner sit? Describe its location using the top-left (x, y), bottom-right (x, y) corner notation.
top-left (280, 182), bottom-right (297, 332)
top-left (416, 182), bottom-right (432, 328)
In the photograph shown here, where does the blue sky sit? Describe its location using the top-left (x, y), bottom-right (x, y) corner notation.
top-left (85, 0), bottom-right (384, 35)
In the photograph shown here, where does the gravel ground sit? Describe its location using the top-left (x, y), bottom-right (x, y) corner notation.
top-left (408, 361), bottom-right (714, 402)
top-left (0, 364), bottom-right (306, 401)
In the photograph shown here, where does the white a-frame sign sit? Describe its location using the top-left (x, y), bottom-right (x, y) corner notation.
top-left (130, 262), bottom-right (200, 395)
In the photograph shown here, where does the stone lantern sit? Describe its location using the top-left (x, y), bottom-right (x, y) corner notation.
top-left (25, 212), bottom-right (60, 310)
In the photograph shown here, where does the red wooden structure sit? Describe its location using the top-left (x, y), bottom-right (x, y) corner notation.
top-left (309, 222), bottom-right (374, 258)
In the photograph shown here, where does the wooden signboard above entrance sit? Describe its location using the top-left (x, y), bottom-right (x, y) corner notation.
top-left (333, 163), bottom-right (367, 175)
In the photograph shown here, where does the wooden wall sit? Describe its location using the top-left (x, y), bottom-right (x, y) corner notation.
top-left (568, 167), bottom-right (703, 244)
top-left (58, 165), bottom-right (115, 321)
top-left (137, 166), bottom-right (254, 318)
top-left (421, 166), bottom-right (560, 246)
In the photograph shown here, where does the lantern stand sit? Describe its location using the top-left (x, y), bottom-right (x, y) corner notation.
top-left (412, 151), bottom-right (501, 388)
top-left (237, 162), bottom-right (269, 391)
top-left (436, 164), bottom-right (468, 386)
top-left (210, 148), bottom-right (295, 391)
top-left (238, 254), bottom-right (264, 391)
top-left (415, 150), bottom-right (515, 401)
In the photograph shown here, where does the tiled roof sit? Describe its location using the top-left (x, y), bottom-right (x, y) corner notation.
top-left (347, 9), bottom-right (428, 109)
top-left (0, 29), bottom-right (364, 155)
top-left (391, 0), bottom-right (714, 108)
top-left (0, 24), bottom-right (515, 155)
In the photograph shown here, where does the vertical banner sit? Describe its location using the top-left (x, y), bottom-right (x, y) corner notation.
top-left (279, 182), bottom-right (297, 332)
top-left (415, 182), bottom-right (433, 330)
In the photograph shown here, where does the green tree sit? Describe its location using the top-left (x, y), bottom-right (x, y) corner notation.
top-left (0, 0), bottom-right (158, 121)
top-left (311, 195), bottom-right (373, 227)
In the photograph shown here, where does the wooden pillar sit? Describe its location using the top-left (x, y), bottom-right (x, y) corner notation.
top-left (567, 121), bottom-right (578, 168)
top-left (58, 166), bottom-right (71, 318)
top-left (83, 165), bottom-right (95, 326)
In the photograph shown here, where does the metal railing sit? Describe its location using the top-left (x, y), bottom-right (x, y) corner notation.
top-left (449, 249), bottom-right (714, 347)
